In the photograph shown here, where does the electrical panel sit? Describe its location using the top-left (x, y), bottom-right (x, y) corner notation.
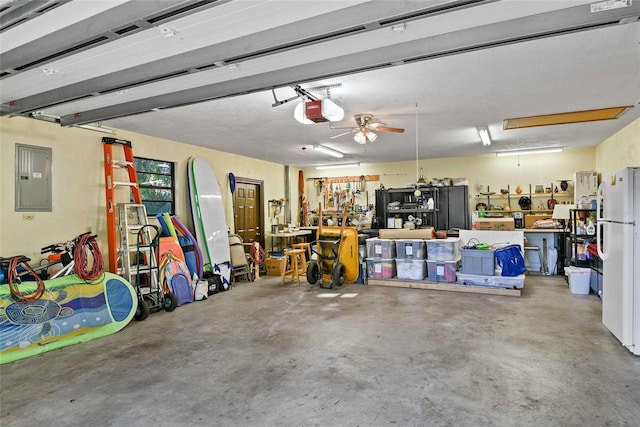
top-left (15, 144), bottom-right (52, 212)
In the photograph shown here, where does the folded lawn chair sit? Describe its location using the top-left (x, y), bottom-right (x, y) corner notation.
top-left (229, 234), bottom-right (253, 283)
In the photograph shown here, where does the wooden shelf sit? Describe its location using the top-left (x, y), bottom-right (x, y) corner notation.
top-left (387, 208), bottom-right (436, 213)
top-left (472, 192), bottom-right (573, 199)
top-left (484, 209), bottom-right (554, 213)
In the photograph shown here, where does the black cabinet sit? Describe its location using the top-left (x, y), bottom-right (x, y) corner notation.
top-left (374, 185), bottom-right (470, 230)
top-left (437, 185), bottom-right (470, 231)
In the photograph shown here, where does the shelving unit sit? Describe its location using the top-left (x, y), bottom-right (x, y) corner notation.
top-left (375, 186), bottom-right (439, 229)
top-left (569, 208), bottom-right (597, 267)
top-left (471, 183), bottom-right (573, 214)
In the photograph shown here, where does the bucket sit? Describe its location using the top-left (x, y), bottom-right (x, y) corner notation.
top-left (565, 266), bottom-right (591, 295)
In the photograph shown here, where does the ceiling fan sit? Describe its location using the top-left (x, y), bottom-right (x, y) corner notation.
top-left (331, 113), bottom-right (405, 144)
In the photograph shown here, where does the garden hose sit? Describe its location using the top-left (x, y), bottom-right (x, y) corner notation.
top-left (74, 234), bottom-right (104, 281)
top-left (8, 256), bottom-right (45, 303)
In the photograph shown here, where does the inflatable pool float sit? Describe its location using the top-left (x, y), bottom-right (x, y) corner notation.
top-left (0, 272), bottom-right (137, 364)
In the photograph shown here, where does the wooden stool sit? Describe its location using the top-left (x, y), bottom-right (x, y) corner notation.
top-left (291, 242), bottom-right (312, 269)
top-left (281, 248), bottom-right (307, 285)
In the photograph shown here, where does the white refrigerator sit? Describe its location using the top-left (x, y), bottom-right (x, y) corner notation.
top-left (597, 167), bottom-right (640, 355)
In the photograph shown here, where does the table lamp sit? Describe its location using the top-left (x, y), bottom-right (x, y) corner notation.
top-left (552, 203), bottom-right (575, 231)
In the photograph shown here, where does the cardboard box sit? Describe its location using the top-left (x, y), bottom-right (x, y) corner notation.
top-left (378, 227), bottom-right (435, 240)
top-left (524, 214), bottom-right (553, 229)
top-left (265, 257), bottom-right (286, 276)
top-left (475, 217), bottom-right (515, 231)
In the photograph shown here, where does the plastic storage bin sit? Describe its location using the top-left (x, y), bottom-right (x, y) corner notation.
top-left (565, 266), bottom-right (591, 295)
top-left (456, 272), bottom-right (525, 289)
top-left (395, 259), bottom-right (427, 280)
top-left (461, 249), bottom-right (495, 276)
top-left (427, 238), bottom-right (461, 261)
top-left (427, 259), bottom-right (460, 282)
top-left (395, 239), bottom-right (427, 259)
top-left (366, 238), bottom-right (396, 259)
top-left (366, 258), bottom-right (396, 279)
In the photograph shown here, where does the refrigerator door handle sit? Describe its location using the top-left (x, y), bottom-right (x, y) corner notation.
top-left (596, 181), bottom-right (606, 260)
top-left (596, 220), bottom-right (607, 260)
top-left (596, 182), bottom-right (605, 222)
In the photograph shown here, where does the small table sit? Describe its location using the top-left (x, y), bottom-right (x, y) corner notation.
top-left (266, 229), bottom-right (313, 254)
top-left (524, 228), bottom-right (567, 275)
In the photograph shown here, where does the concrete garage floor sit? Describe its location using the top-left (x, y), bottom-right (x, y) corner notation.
top-left (2, 275), bottom-right (640, 426)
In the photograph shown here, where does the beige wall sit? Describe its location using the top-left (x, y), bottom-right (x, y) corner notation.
top-left (2, 115), bottom-right (636, 266)
top-left (0, 116), bottom-right (289, 269)
top-left (302, 147), bottom-right (596, 213)
top-left (301, 117), bottom-right (640, 221)
top-left (595, 118), bottom-right (640, 173)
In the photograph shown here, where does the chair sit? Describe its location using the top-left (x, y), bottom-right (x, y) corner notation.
top-left (281, 248), bottom-right (307, 286)
top-left (229, 234), bottom-right (253, 282)
top-left (524, 245), bottom-right (546, 275)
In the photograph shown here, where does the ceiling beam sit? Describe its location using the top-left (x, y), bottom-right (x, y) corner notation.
top-left (60, 2), bottom-right (640, 126)
top-left (2, 0), bottom-right (490, 116)
top-left (0, 0), bottom-right (70, 31)
top-left (0, 0), bottom-right (229, 75)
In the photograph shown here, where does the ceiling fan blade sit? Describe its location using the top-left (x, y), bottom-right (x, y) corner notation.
top-left (330, 129), bottom-right (356, 139)
top-left (375, 126), bottom-right (405, 133)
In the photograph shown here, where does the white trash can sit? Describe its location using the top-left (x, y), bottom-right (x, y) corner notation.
top-left (565, 266), bottom-right (591, 295)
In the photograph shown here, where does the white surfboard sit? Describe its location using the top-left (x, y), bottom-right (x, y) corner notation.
top-left (188, 157), bottom-right (232, 288)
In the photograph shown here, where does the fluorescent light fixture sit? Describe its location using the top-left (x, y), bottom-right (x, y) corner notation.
top-left (316, 162), bottom-right (360, 170)
top-left (503, 106), bottom-right (632, 130)
top-left (294, 99), bottom-right (344, 124)
top-left (30, 111), bottom-right (60, 123)
top-left (496, 148), bottom-right (563, 157)
top-left (313, 145), bottom-right (344, 158)
top-left (477, 127), bottom-right (491, 146)
top-left (73, 124), bottom-right (116, 134)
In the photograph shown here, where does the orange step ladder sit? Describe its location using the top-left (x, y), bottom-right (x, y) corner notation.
top-left (102, 137), bottom-right (141, 274)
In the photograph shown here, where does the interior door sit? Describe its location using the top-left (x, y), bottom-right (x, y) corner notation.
top-left (233, 178), bottom-right (263, 250)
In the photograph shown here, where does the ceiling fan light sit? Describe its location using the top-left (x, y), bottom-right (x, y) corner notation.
top-left (366, 130), bottom-right (377, 142)
top-left (354, 131), bottom-right (367, 144)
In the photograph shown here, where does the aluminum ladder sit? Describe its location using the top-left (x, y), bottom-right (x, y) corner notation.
top-left (116, 203), bottom-right (160, 293)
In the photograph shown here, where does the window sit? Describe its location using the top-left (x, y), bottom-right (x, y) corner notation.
top-left (134, 157), bottom-right (175, 215)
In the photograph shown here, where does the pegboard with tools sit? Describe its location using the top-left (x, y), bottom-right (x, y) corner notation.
top-left (309, 175), bottom-right (379, 211)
